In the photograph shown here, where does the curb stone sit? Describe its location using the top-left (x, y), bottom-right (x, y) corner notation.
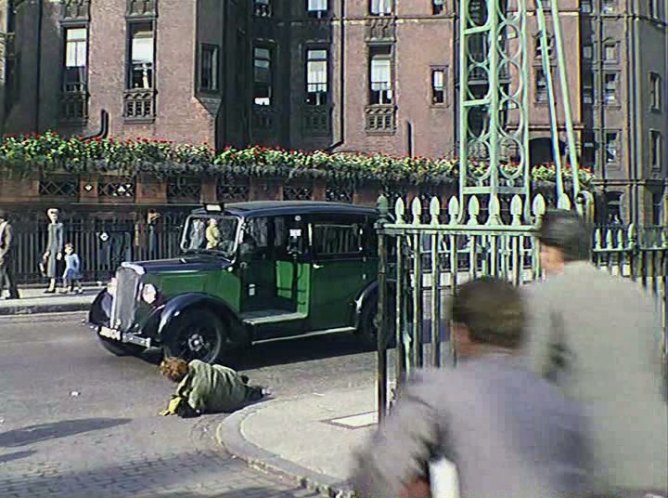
top-left (216, 402), bottom-right (357, 498)
top-left (0, 301), bottom-right (94, 316)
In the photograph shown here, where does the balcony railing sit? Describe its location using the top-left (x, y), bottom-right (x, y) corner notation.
top-left (127, 0), bottom-right (156, 16)
top-left (365, 104), bottom-right (396, 133)
top-left (61, 89), bottom-right (89, 122)
top-left (302, 106), bottom-right (331, 136)
top-left (63, 0), bottom-right (90, 20)
top-left (365, 17), bottom-right (396, 42)
top-left (124, 89), bottom-right (155, 121)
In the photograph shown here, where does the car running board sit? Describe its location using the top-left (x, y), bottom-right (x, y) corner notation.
top-left (241, 310), bottom-right (307, 326)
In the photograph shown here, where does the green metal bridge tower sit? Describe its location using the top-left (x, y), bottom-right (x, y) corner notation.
top-left (458, 0), bottom-right (589, 219)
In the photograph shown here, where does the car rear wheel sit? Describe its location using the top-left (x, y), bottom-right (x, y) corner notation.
top-left (163, 308), bottom-right (227, 364)
top-left (358, 298), bottom-right (396, 350)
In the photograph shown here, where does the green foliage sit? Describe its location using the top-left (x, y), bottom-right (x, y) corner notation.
top-left (0, 131), bottom-right (595, 187)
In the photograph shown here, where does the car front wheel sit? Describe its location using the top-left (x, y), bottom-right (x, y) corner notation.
top-left (358, 298), bottom-right (396, 350)
top-left (163, 308), bottom-right (227, 364)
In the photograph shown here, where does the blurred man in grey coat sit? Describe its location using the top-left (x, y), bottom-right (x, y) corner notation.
top-left (351, 277), bottom-right (593, 498)
top-left (0, 210), bottom-right (20, 300)
top-left (524, 209), bottom-right (667, 497)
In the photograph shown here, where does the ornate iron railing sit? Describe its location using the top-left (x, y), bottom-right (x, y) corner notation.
top-left (374, 193), bottom-right (668, 420)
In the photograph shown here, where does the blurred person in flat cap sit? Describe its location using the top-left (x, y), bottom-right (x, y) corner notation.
top-left (523, 209), bottom-right (667, 497)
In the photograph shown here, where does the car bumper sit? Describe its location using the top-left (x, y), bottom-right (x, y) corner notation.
top-left (99, 326), bottom-right (152, 348)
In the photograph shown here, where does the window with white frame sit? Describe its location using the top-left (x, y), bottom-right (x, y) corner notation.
top-left (536, 68), bottom-right (548, 103)
top-left (306, 49), bottom-right (328, 106)
top-left (254, 47), bottom-right (272, 106)
top-left (199, 44), bottom-right (219, 92)
top-left (649, 0), bottom-right (660, 19)
top-left (582, 73), bottom-right (593, 104)
top-left (369, 46), bottom-right (393, 104)
top-left (369, 0), bottom-right (393, 16)
top-left (128, 23), bottom-right (154, 89)
top-left (307, 0), bottom-right (328, 17)
top-left (580, 0), bottom-right (592, 13)
top-left (650, 72), bottom-right (662, 111)
top-left (605, 131), bottom-right (619, 163)
top-left (604, 73), bottom-right (618, 104)
top-left (650, 130), bottom-right (662, 169)
top-left (603, 42), bottom-right (618, 62)
top-left (583, 43), bottom-right (593, 60)
top-left (602, 0), bottom-right (616, 13)
top-left (64, 27), bottom-right (87, 92)
top-left (431, 68), bottom-right (446, 105)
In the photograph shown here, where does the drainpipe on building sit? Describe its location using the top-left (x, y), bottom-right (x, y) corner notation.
top-left (336, 0), bottom-right (345, 150)
top-left (406, 120), bottom-right (414, 157)
top-left (34, 0), bottom-right (43, 133)
top-left (631, 13), bottom-right (642, 224)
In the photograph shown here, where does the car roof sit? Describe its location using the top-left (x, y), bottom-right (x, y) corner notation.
top-left (190, 201), bottom-right (378, 218)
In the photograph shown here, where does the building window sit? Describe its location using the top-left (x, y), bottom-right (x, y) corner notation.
top-left (63, 27), bottom-right (87, 92)
top-left (369, 0), bottom-right (393, 16)
top-left (535, 34), bottom-right (554, 60)
top-left (649, 0), bottom-right (660, 19)
top-left (603, 42), bottom-right (618, 62)
top-left (254, 47), bottom-right (272, 106)
top-left (199, 44), bottom-right (219, 93)
top-left (605, 132), bottom-right (619, 163)
top-left (581, 132), bottom-right (596, 167)
top-left (369, 46), bottom-right (393, 104)
top-left (604, 73), bottom-right (618, 104)
top-left (128, 23), bottom-right (154, 89)
top-left (254, 0), bottom-right (272, 17)
top-left (652, 192), bottom-right (664, 225)
top-left (433, 0), bottom-right (445, 15)
top-left (583, 76), bottom-right (594, 105)
top-left (536, 68), bottom-right (548, 103)
top-left (602, 0), bottom-right (616, 13)
top-left (307, 0), bottom-right (328, 17)
top-left (431, 67), bottom-right (446, 105)
top-left (650, 130), bottom-right (662, 169)
top-left (306, 49), bottom-right (328, 105)
top-left (582, 44), bottom-right (593, 60)
top-left (580, 0), bottom-right (592, 13)
top-left (650, 72), bottom-right (662, 110)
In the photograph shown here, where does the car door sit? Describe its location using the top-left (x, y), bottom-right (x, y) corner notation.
top-left (307, 214), bottom-right (376, 331)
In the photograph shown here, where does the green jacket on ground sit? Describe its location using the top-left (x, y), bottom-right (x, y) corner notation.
top-left (176, 360), bottom-right (250, 413)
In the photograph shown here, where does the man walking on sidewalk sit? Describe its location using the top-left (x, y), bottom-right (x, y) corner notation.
top-left (351, 277), bottom-right (593, 498)
top-left (524, 209), bottom-right (667, 497)
top-left (0, 210), bottom-right (20, 300)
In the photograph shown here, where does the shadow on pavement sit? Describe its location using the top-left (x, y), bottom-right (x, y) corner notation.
top-left (0, 418), bottom-right (131, 448)
top-left (0, 449), bottom-right (36, 463)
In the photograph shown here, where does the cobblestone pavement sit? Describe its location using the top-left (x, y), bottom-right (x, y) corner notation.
top-left (0, 313), bottom-right (375, 498)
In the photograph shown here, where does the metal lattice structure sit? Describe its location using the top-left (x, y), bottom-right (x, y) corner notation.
top-left (458, 0), bottom-right (585, 220)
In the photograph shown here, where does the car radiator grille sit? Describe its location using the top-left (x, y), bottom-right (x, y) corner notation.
top-left (110, 266), bottom-right (141, 332)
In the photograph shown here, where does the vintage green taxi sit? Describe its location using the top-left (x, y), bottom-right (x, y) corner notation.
top-left (89, 201), bottom-right (382, 363)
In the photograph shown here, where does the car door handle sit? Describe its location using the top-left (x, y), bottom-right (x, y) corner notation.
top-left (313, 264), bottom-right (323, 269)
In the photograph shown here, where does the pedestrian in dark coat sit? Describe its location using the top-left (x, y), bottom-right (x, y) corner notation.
top-left (43, 208), bottom-right (64, 293)
top-left (0, 210), bottom-right (20, 300)
top-left (523, 209), bottom-right (667, 496)
top-left (351, 277), bottom-right (593, 498)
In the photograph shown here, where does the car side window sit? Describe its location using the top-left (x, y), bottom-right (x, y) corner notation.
top-left (240, 217), bottom-right (270, 260)
top-left (311, 215), bottom-right (371, 260)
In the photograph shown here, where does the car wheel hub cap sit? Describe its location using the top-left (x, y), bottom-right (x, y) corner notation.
top-left (188, 334), bottom-right (205, 352)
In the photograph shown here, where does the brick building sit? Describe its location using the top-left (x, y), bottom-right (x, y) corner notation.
top-left (0, 0), bottom-right (666, 224)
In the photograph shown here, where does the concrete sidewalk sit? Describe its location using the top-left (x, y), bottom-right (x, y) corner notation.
top-left (218, 385), bottom-right (378, 498)
top-left (0, 286), bottom-right (104, 316)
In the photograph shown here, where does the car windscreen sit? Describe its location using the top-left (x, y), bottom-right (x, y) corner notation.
top-left (181, 215), bottom-right (240, 258)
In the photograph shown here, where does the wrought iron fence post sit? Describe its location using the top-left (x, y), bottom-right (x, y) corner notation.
top-left (376, 195), bottom-right (390, 421)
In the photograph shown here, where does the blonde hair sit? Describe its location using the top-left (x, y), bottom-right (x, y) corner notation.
top-left (159, 357), bottom-right (189, 383)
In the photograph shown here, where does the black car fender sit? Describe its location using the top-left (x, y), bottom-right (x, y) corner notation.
top-left (89, 289), bottom-right (112, 327)
top-left (354, 279), bottom-right (401, 330)
top-left (156, 293), bottom-right (247, 346)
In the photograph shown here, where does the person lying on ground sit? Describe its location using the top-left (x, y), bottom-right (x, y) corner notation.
top-left (350, 277), bottom-right (593, 498)
top-left (159, 357), bottom-right (268, 418)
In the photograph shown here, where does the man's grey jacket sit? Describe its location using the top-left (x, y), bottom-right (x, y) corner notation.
top-left (350, 355), bottom-right (593, 498)
top-left (522, 261), bottom-right (668, 494)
